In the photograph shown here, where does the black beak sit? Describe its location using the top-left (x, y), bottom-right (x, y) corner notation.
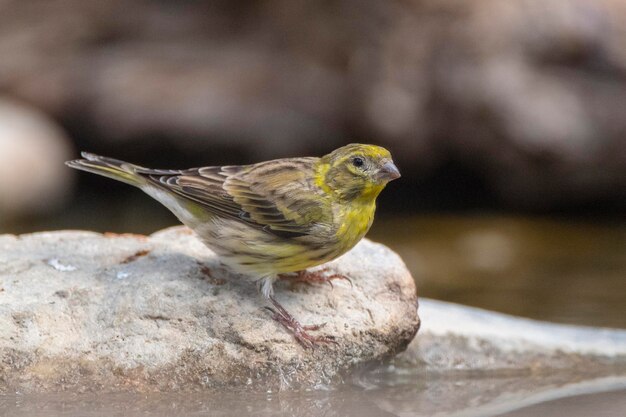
top-left (378, 161), bottom-right (401, 181)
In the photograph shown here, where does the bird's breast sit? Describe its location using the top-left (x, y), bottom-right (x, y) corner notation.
top-left (334, 201), bottom-right (376, 252)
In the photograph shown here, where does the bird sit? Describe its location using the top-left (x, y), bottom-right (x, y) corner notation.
top-left (66, 144), bottom-right (400, 347)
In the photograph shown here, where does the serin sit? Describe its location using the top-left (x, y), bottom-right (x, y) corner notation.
top-left (66, 143), bottom-right (400, 347)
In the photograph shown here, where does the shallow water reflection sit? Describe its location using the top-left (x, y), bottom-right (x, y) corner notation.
top-left (2, 372), bottom-right (625, 417)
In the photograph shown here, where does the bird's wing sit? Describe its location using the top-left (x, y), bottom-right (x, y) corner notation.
top-left (140, 165), bottom-right (244, 222)
top-left (141, 158), bottom-right (330, 238)
top-left (225, 158), bottom-right (331, 238)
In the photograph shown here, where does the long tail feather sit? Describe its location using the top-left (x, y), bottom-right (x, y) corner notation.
top-left (65, 152), bottom-right (146, 187)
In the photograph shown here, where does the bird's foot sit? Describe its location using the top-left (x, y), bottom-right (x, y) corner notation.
top-left (266, 296), bottom-right (338, 349)
top-left (279, 268), bottom-right (352, 289)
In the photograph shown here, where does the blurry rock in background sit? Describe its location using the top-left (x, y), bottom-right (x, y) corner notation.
top-left (0, 0), bottom-right (624, 211)
top-left (0, 98), bottom-right (73, 222)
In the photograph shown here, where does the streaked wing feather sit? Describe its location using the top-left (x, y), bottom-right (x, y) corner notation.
top-left (139, 167), bottom-right (241, 222)
top-left (223, 158), bottom-right (328, 237)
top-left (140, 158), bottom-right (327, 238)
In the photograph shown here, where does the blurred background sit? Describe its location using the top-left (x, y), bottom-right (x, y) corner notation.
top-left (0, 0), bottom-right (624, 327)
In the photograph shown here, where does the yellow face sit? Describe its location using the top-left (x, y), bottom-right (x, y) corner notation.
top-left (322, 144), bottom-right (401, 201)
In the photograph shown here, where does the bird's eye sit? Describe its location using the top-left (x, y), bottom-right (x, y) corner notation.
top-left (352, 157), bottom-right (364, 168)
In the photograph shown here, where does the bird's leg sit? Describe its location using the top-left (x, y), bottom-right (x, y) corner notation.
top-left (265, 295), bottom-right (338, 349)
top-left (279, 267), bottom-right (352, 289)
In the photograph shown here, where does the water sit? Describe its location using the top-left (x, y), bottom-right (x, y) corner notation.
top-left (370, 215), bottom-right (626, 329)
top-left (2, 212), bottom-right (625, 415)
top-left (1, 373), bottom-right (624, 416)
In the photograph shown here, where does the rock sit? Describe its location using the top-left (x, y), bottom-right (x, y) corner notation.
top-left (400, 298), bottom-right (626, 372)
top-left (0, 226), bottom-right (419, 393)
top-left (1, 297), bottom-right (623, 416)
top-left (0, 98), bottom-right (74, 219)
top-left (376, 299), bottom-right (626, 416)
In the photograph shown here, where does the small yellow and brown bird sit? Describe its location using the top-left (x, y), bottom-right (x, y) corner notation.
top-left (66, 144), bottom-right (400, 347)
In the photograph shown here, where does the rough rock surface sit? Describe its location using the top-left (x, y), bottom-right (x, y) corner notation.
top-left (386, 299), bottom-right (626, 416)
top-left (401, 298), bottom-right (626, 373)
top-left (0, 226), bottom-right (419, 393)
top-left (0, 301), bottom-right (624, 416)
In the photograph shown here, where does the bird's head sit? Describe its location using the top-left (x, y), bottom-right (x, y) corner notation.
top-left (319, 143), bottom-right (400, 202)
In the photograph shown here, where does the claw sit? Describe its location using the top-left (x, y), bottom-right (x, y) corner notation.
top-left (302, 322), bottom-right (326, 331)
top-left (266, 295), bottom-right (338, 349)
top-left (343, 275), bottom-right (354, 288)
top-left (281, 268), bottom-right (353, 289)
